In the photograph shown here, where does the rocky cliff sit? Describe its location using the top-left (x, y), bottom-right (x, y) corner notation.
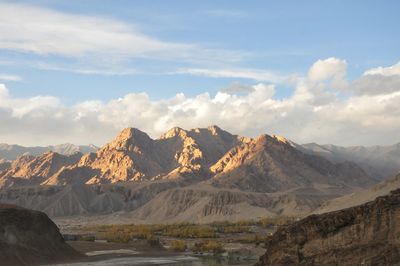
top-left (0, 204), bottom-right (81, 265)
top-left (256, 189), bottom-right (400, 265)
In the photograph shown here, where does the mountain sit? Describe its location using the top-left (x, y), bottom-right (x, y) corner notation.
top-left (0, 159), bottom-right (10, 172)
top-left (47, 126), bottom-right (242, 185)
top-left (315, 172), bottom-right (400, 214)
top-left (45, 127), bottom-right (374, 190)
top-left (0, 204), bottom-right (81, 265)
top-left (0, 126), bottom-right (377, 221)
top-left (0, 143), bottom-right (97, 160)
top-left (301, 143), bottom-right (400, 180)
top-left (0, 152), bottom-right (82, 188)
top-left (256, 189), bottom-right (400, 265)
top-left (209, 134), bottom-right (374, 193)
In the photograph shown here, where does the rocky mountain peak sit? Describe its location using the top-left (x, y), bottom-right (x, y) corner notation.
top-left (272, 134), bottom-right (292, 145)
top-left (107, 127), bottom-right (152, 152)
top-left (159, 126), bottom-right (188, 139)
top-left (207, 125), bottom-right (223, 135)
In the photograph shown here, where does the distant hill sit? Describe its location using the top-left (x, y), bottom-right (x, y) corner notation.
top-left (315, 172), bottom-right (400, 214)
top-left (301, 143), bottom-right (400, 180)
top-left (0, 143), bottom-right (98, 161)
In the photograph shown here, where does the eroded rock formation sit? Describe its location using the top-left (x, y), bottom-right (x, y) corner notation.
top-left (256, 189), bottom-right (400, 265)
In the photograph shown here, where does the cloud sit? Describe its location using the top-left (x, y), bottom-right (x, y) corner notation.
top-left (221, 83), bottom-right (255, 94)
top-left (364, 62), bottom-right (400, 76)
top-left (308, 57), bottom-right (348, 89)
top-left (0, 74), bottom-right (22, 82)
top-left (36, 63), bottom-right (140, 76)
top-left (0, 2), bottom-right (246, 71)
top-left (351, 61), bottom-right (400, 95)
top-left (175, 68), bottom-right (286, 82)
top-left (0, 58), bottom-right (399, 147)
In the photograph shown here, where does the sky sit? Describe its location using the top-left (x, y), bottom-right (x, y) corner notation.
top-left (0, 0), bottom-right (399, 146)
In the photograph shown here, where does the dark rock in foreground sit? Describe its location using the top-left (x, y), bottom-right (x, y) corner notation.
top-left (0, 203), bottom-right (82, 266)
top-left (256, 189), bottom-right (400, 265)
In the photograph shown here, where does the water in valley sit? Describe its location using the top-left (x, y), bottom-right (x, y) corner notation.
top-left (51, 255), bottom-right (256, 266)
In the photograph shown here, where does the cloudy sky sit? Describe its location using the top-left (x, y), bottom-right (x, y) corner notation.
top-left (0, 0), bottom-right (399, 146)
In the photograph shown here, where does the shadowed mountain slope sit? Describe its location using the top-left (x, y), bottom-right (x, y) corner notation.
top-left (301, 142), bottom-right (400, 180)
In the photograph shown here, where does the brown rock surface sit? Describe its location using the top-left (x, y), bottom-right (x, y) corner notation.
top-left (49, 125), bottom-right (241, 184)
top-left (209, 134), bottom-right (374, 192)
top-left (0, 151), bottom-right (82, 188)
top-left (256, 189), bottom-right (400, 265)
top-left (0, 204), bottom-right (82, 265)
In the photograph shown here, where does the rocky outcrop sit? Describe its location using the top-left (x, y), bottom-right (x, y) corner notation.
top-left (256, 189), bottom-right (400, 265)
top-left (0, 204), bottom-right (81, 265)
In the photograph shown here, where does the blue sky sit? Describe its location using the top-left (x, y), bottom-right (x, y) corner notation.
top-left (1, 0), bottom-right (399, 102)
top-left (0, 0), bottom-right (399, 146)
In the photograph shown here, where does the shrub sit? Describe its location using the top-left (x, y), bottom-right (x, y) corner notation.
top-left (103, 231), bottom-right (131, 243)
top-left (169, 240), bottom-right (187, 252)
top-left (79, 235), bottom-right (95, 242)
top-left (193, 240), bottom-right (225, 254)
top-left (147, 235), bottom-right (161, 246)
top-left (237, 234), bottom-right (268, 244)
top-left (163, 224), bottom-right (216, 238)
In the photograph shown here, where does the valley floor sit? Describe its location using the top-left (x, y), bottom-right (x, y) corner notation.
top-left (50, 219), bottom-right (286, 266)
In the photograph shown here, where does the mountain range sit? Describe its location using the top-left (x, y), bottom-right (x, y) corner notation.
top-left (0, 143), bottom-right (97, 161)
top-left (0, 126), bottom-right (397, 223)
top-left (300, 143), bottom-right (400, 180)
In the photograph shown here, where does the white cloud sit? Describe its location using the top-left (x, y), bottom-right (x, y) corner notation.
top-left (175, 68), bottom-right (286, 82)
top-left (308, 57), bottom-right (348, 90)
top-left (221, 83), bottom-right (255, 94)
top-left (364, 62), bottom-right (400, 76)
top-left (0, 58), bottom-right (399, 146)
top-left (0, 3), bottom-right (245, 70)
top-left (0, 74), bottom-right (22, 82)
top-left (351, 61), bottom-right (400, 95)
